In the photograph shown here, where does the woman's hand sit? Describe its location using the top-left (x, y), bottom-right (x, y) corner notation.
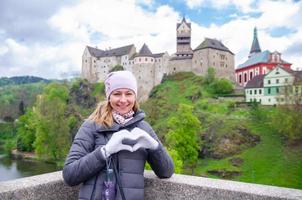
top-left (131, 128), bottom-right (159, 151)
top-left (102, 129), bottom-right (133, 158)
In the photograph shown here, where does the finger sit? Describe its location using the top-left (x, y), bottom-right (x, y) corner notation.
top-left (132, 143), bottom-right (142, 152)
top-left (120, 144), bottom-right (133, 152)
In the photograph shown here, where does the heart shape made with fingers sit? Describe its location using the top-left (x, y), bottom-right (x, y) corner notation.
top-left (122, 138), bottom-right (139, 146)
top-left (121, 128), bottom-right (159, 151)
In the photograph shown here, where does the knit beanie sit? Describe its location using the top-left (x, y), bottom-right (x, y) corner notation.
top-left (105, 70), bottom-right (137, 99)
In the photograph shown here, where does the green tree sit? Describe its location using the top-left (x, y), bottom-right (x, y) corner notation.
top-left (33, 83), bottom-right (70, 161)
top-left (16, 109), bottom-right (36, 151)
top-left (210, 78), bottom-right (234, 95)
top-left (270, 107), bottom-right (302, 141)
top-left (166, 104), bottom-right (201, 174)
top-left (167, 148), bottom-right (183, 173)
top-left (204, 67), bottom-right (215, 84)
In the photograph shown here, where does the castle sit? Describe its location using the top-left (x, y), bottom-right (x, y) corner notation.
top-left (82, 17), bottom-right (235, 101)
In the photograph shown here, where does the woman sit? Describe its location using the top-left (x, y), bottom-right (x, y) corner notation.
top-left (63, 70), bottom-right (174, 200)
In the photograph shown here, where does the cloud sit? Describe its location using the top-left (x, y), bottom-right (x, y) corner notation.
top-left (184, 0), bottom-right (255, 13)
top-left (49, 0), bottom-right (179, 52)
top-left (1, 0), bottom-right (302, 79)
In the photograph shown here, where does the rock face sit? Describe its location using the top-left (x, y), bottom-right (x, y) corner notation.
top-left (202, 126), bottom-right (260, 159)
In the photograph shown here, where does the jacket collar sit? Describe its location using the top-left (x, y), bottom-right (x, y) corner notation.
top-left (96, 110), bottom-right (145, 133)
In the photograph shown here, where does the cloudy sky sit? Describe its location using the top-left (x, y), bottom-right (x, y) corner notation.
top-left (0, 0), bottom-right (301, 79)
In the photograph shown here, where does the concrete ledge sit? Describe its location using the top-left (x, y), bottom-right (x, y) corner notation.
top-left (0, 171), bottom-right (79, 200)
top-left (0, 170), bottom-right (302, 200)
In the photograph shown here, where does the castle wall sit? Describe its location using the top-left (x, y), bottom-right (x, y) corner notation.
top-left (132, 59), bottom-right (155, 102)
top-left (154, 53), bottom-right (169, 85)
top-left (167, 58), bottom-right (192, 75)
top-left (192, 49), bottom-right (235, 82)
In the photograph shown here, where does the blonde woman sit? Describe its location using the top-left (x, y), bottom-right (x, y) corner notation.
top-left (63, 71), bottom-right (174, 200)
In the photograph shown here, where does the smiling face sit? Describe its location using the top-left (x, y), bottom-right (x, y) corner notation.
top-left (109, 88), bottom-right (136, 115)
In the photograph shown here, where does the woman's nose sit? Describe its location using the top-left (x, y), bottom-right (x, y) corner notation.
top-left (120, 94), bottom-right (127, 102)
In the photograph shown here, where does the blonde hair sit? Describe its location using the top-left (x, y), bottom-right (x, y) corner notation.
top-left (88, 100), bottom-right (139, 127)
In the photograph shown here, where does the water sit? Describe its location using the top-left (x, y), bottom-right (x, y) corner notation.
top-left (0, 153), bottom-right (60, 182)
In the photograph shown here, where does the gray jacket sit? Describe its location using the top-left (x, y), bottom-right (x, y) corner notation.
top-left (62, 110), bottom-right (174, 200)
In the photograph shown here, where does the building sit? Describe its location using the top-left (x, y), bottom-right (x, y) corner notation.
top-left (192, 38), bottom-right (235, 82)
top-left (82, 17), bottom-right (235, 101)
top-left (82, 44), bottom-right (136, 82)
top-left (236, 27), bottom-right (292, 86)
top-left (129, 44), bottom-right (169, 101)
top-left (245, 65), bottom-right (302, 105)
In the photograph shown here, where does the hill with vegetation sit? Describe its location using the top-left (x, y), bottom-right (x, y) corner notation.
top-left (0, 71), bottom-right (301, 189)
top-left (0, 76), bottom-right (50, 87)
top-left (141, 71), bottom-right (302, 189)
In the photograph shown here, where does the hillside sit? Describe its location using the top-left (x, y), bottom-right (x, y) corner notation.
top-left (0, 76), bottom-right (50, 87)
top-left (0, 72), bottom-right (300, 189)
top-left (141, 72), bottom-right (302, 189)
top-left (0, 83), bottom-right (47, 120)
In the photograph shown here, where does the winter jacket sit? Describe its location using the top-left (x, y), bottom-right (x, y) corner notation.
top-left (62, 110), bottom-right (174, 200)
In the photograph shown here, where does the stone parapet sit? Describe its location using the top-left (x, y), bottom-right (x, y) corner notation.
top-left (0, 170), bottom-right (301, 200)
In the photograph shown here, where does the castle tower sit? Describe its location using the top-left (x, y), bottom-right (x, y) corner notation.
top-left (176, 17), bottom-right (193, 58)
top-left (249, 27), bottom-right (261, 58)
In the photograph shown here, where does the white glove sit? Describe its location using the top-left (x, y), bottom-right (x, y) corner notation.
top-left (102, 129), bottom-right (133, 158)
top-left (131, 128), bottom-right (159, 151)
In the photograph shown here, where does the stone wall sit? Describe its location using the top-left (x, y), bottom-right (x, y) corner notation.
top-left (167, 58), bottom-right (192, 75)
top-left (192, 48), bottom-right (235, 82)
top-left (1, 170), bottom-right (302, 200)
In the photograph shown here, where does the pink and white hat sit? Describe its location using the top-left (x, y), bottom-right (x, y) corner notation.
top-left (105, 71), bottom-right (137, 99)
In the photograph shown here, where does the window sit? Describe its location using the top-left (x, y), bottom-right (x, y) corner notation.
top-left (276, 87), bottom-right (279, 93)
top-left (254, 89), bottom-right (257, 95)
top-left (250, 90), bottom-right (252, 95)
top-left (285, 78), bottom-right (288, 83)
top-left (244, 73), bottom-right (247, 82)
top-left (239, 74), bottom-right (242, 83)
top-left (268, 88), bottom-right (271, 94)
top-left (259, 89), bottom-right (262, 94)
top-left (276, 79), bottom-right (279, 84)
top-left (268, 80), bottom-right (271, 84)
top-left (145, 58), bottom-right (148, 61)
top-left (250, 72), bottom-right (253, 80)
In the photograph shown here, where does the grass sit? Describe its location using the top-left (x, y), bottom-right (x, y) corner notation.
top-left (192, 122), bottom-right (302, 189)
top-left (145, 72), bottom-right (302, 189)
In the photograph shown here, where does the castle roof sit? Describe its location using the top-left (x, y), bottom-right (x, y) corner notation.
top-left (249, 27), bottom-right (261, 56)
top-left (87, 46), bottom-right (104, 57)
top-left (237, 50), bottom-right (291, 69)
top-left (238, 50), bottom-right (270, 69)
top-left (138, 44), bottom-right (152, 56)
top-left (153, 53), bottom-right (165, 58)
top-left (129, 47), bottom-right (165, 60)
top-left (194, 38), bottom-right (234, 55)
top-left (177, 17), bottom-right (191, 29)
top-left (245, 74), bottom-right (265, 89)
top-left (87, 44), bottom-right (134, 58)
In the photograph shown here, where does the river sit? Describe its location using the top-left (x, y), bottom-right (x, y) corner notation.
top-left (0, 153), bottom-right (61, 182)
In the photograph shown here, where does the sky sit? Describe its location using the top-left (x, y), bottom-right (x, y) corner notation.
top-left (0, 0), bottom-right (302, 79)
